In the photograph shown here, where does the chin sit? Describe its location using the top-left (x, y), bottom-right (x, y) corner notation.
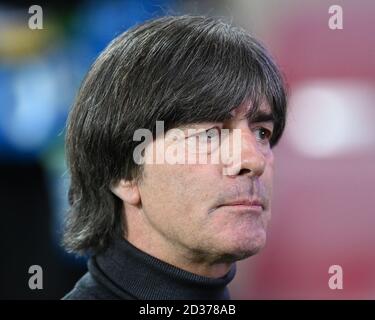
top-left (227, 230), bottom-right (267, 261)
top-left (210, 233), bottom-right (266, 264)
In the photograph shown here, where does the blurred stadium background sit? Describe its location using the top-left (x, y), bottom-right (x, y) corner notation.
top-left (0, 0), bottom-right (374, 299)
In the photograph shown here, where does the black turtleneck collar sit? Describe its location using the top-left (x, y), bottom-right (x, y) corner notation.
top-left (88, 237), bottom-right (236, 300)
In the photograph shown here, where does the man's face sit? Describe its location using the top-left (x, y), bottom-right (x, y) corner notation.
top-left (135, 102), bottom-right (275, 266)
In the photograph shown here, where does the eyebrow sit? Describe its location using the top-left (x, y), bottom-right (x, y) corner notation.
top-left (179, 111), bottom-right (275, 130)
top-left (248, 111), bottom-right (275, 124)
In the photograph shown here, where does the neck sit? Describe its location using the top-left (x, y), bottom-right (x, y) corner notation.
top-left (124, 204), bottom-right (236, 278)
top-left (92, 237), bottom-right (236, 300)
top-left (126, 233), bottom-right (233, 278)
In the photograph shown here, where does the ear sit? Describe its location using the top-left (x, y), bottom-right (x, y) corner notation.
top-left (110, 179), bottom-right (140, 206)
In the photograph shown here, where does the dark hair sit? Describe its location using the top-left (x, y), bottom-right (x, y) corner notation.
top-left (63, 15), bottom-right (288, 255)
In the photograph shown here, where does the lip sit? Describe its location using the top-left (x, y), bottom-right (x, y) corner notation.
top-left (217, 199), bottom-right (265, 212)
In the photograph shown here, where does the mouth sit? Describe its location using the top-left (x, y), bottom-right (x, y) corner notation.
top-left (215, 199), bottom-right (265, 213)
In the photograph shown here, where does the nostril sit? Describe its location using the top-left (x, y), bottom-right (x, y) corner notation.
top-left (238, 168), bottom-right (251, 176)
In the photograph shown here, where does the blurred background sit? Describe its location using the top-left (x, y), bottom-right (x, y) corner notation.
top-left (0, 0), bottom-right (374, 299)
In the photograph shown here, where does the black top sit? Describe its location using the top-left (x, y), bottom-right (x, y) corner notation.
top-left (63, 237), bottom-right (236, 300)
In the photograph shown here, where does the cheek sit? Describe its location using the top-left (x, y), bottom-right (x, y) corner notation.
top-left (140, 164), bottom-right (194, 208)
top-left (257, 152), bottom-right (274, 212)
top-left (141, 163), bottom-right (220, 216)
top-left (182, 163), bottom-right (229, 212)
top-left (141, 164), bottom-right (179, 202)
top-left (265, 151), bottom-right (274, 189)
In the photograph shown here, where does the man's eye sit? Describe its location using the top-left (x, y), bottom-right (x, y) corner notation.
top-left (254, 127), bottom-right (272, 142)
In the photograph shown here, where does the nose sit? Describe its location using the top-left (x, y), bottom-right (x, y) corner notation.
top-left (224, 128), bottom-right (266, 177)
